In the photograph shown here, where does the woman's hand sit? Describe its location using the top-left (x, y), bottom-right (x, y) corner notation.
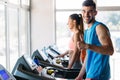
top-left (36, 66), bottom-right (43, 73)
top-left (75, 76), bottom-right (83, 80)
top-left (55, 54), bottom-right (65, 58)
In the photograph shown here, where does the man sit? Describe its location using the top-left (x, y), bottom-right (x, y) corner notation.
top-left (75, 0), bottom-right (114, 80)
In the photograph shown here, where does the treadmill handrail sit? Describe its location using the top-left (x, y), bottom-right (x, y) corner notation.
top-left (17, 64), bottom-right (55, 80)
top-left (39, 60), bottom-right (80, 72)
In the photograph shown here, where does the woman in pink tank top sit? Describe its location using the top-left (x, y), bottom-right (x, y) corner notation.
top-left (55, 13), bottom-right (85, 69)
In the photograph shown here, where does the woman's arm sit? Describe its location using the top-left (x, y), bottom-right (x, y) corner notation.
top-left (67, 32), bottom-right (81, 69)
top-left (75, 53), bottom-right (87, 80)
top-left (55, 50), bottom-right (69, 58)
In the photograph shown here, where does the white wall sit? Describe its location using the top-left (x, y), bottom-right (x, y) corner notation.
top-left (31, 0), bottom-right (55, 52)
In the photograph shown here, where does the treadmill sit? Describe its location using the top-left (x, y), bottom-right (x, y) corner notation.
top-left (32, 49), bottom-right (80, 79)
top-left (12, 55), bottom-right (55, 80)
top-left (0, 64), bottom-right (16, 80)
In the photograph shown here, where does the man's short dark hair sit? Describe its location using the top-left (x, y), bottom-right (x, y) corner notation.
top-left (82, 0), bottom-right (96, 9)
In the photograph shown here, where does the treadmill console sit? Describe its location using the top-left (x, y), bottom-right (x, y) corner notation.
top-left (0, 64), bottom-right (16, 80)
top-left (23, 55), bottom-right (38, 71)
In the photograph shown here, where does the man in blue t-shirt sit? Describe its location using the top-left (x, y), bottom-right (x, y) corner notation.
top-left (75, 0), bottom-right (114, 80)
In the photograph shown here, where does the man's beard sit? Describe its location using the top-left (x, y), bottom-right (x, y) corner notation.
top-left (85, 17), bottom-right (94, 24)
top-left (88, 18), bottom-right (93, 24)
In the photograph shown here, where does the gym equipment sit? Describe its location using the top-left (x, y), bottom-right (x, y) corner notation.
top-left (12, 55), bottom-right (55, 80)
top-left (0, 64), bottom-right (16, 80)
top-left (32, 51), bottom-right (80, 79)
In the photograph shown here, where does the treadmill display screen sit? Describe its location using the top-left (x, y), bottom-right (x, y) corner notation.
top-left (0, 70), bottom-right (9, 80)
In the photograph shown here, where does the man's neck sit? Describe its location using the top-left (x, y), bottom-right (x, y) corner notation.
top-left (87, 20), bottom-right (96, 28)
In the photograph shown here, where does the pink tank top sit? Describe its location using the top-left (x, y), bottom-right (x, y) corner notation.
top-left (68, 38), bottom-right (75, 50)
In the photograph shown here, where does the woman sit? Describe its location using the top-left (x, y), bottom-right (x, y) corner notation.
top-left (56, 13), bottom-right (86, 69)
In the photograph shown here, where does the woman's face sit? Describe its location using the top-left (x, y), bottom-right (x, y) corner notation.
top-left (67, 17), bottom-right (75, 30)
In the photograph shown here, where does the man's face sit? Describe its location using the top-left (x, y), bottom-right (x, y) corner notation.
top-left (81, 6), bottom-right (97, 24)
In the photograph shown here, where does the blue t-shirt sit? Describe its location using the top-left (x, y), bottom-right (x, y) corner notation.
top-left (84, 21), bottom-right (111, 80)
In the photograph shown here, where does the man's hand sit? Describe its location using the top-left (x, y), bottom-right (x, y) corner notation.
top-left (77, 34), bottom-right (89, 50)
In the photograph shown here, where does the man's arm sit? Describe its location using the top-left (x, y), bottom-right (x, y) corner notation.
top-left (88, 24), bottom-right (114, 55)
top-left (79, 24), bottom-right (114, 55)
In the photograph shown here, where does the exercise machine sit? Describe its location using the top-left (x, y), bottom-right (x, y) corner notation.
top-left (12, 55), bottom-right (55, 80)
top-left (0, 64), bottom-right (16, 80)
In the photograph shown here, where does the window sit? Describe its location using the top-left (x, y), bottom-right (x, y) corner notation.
top-left (0, 4), bottom-right (6, 68)
top-left (56, 0), bottom-right (84, 9)
top-left (97, 0), bottom-right (120, 6)
top-left (55, 0), bottom-right (120, 80)
top-left (96, 11), bottom-right (120, 31)
top-left (8, 7), bottom-right (19, 71)
top-left (0, 0), bottom-right (30, 72)
top-left (21, 0), bottom-right (30, 6)
top-left (8, 0), bottom-right (20, 5)
top-left (56, 11), bottom-right (80, 51)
